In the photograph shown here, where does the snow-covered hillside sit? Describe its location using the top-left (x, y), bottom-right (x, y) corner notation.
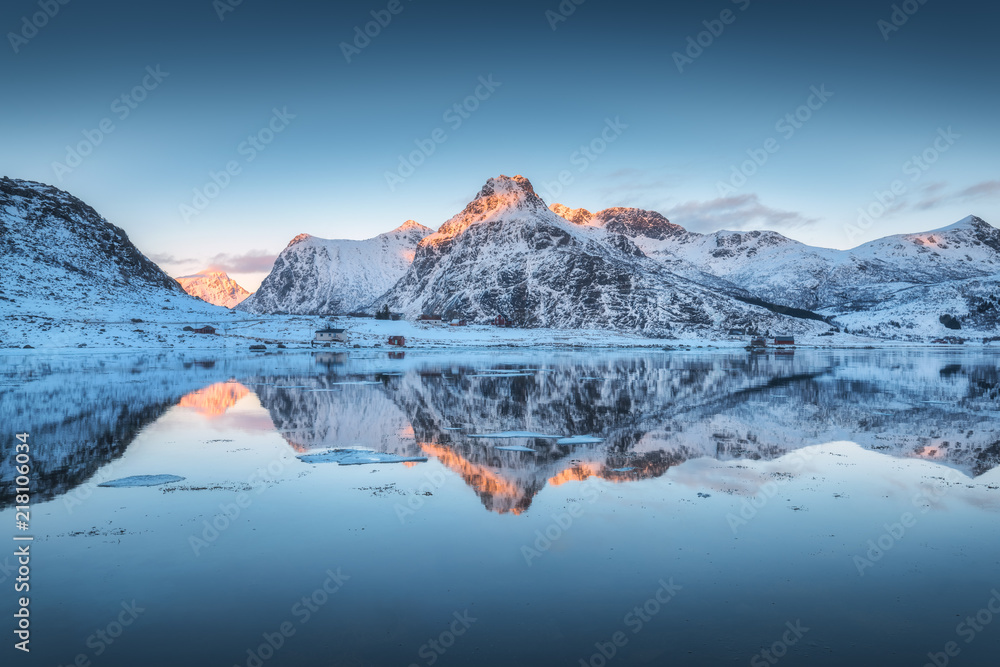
top-left (2, 175), bottom-right (996, 348)
top-left (380, 175), bottom-right (827, 337)
top-left (176, 269), bottom-right (250, 308)
top-left (550, 203), bottom-right (1000, 339)
top-left (0, 178), bottom-right (228, 339)
top-left (238, 221), bottom-right (433, 315)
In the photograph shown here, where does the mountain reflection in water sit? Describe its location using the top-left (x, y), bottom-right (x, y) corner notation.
top-left (2, 349), bottom-right (998, 513)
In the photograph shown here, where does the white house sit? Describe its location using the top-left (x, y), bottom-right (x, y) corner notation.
top-left (314, 327), bottom-right (347, 343)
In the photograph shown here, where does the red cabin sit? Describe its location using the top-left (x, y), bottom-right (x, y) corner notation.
top-left (388, 335), bottom-right (406, 347)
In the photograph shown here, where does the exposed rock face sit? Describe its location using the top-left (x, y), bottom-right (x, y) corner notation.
top-left (0, 177), bottom-right (193, 310)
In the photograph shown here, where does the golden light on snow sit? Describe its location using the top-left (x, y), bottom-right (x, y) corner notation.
top-left (420, 442), bottom-right (526, 515)
top-left (177, 381), bottom-right (250, 418)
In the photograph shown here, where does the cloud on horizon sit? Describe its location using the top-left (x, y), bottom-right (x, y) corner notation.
top-left (915, 180), bottom-right (1000, 211)
top-left (206, 250), bottom-right (277, 274)
top-left (665, 194), bottom-right (818, 234)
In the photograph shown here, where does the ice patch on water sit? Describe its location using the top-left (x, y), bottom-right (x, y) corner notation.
top-left (556, 435), bottom-right (604, 445)
top-left (297, 449), bottom-right (427, 466)
top-left (494, 445), bottom-right (536, 452)
top-left (98, 474), bottom-right (185, 487)
top-left (470, 431), bottom-right (563, 439)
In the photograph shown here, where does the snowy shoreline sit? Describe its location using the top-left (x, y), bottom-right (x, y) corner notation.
top-left (1, 313), bottom-right (995, 354)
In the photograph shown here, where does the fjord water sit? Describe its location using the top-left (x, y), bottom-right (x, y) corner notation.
top-left (2, 349), bottom-right (999, 666)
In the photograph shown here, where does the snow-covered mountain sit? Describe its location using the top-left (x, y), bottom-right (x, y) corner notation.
top-left (176, 269), bottom-right (250, 308)
top-left (0, 177), bottom-right (223, 328)
top-left (238, 221), bottom-right (433, 315)
top-left (550, 203), bottom-right (1000, 338)
top-left (379, 175), bottom-right (825, 336)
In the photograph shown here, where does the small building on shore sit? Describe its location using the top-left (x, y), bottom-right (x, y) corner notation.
top-left (314, 328), bottom-right (347, 343)
top-left (774, 335), bottom-right (795, 347)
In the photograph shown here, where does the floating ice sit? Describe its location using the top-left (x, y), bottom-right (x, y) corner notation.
top-left (556, 435), bottom-right (604, 445)
top-left (297, 449), bottom-right (427, 466)
top-left (470, 431), bottom-right (563, 439)
top-left (494, 445), bottom-right (536, 453)
top-left (98, 474), bottom-right (186, 488)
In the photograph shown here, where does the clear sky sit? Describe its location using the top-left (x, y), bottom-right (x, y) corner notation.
top-left (2, 0), bottom-right (997, 290)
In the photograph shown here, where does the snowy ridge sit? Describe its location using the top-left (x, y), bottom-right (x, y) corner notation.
top-left (379, 175), bottom-right (827, 337)
top-left (0, 178), bottom-right (221, 318)
top-left (238, 221), bottom-right (433, 315)
top-left (176, 270), bottom-right (250, 308)
top-left (2, 175), bottom-right (997, 344)
top-left (550, 203), bottom-right (1000, 337)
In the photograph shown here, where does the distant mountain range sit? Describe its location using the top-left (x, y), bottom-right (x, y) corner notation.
top-left (2, 174), bottom-right (998, 341)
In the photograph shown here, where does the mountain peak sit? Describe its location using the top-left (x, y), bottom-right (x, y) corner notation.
top-left (928, 215), bottom-right (990, 233)
top-left (476, 174), bottom-right (538, 200)
top-left (550, 203), bottom-right (594, 225)
top-left (393, 219), bottom-right (432, 234)
top-left (176, 270), bottom-right (250, 308)
top-left (287, 233), bottom-right (313, 247)
top-left (436, 175), bottom-right (549, 238)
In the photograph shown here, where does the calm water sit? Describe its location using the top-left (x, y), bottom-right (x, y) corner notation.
top-left (1, 348), bottom-right (999, 666)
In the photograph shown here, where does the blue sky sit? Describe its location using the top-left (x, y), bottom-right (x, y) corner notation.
top-left (2, 0), bottom-right (998, 289)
